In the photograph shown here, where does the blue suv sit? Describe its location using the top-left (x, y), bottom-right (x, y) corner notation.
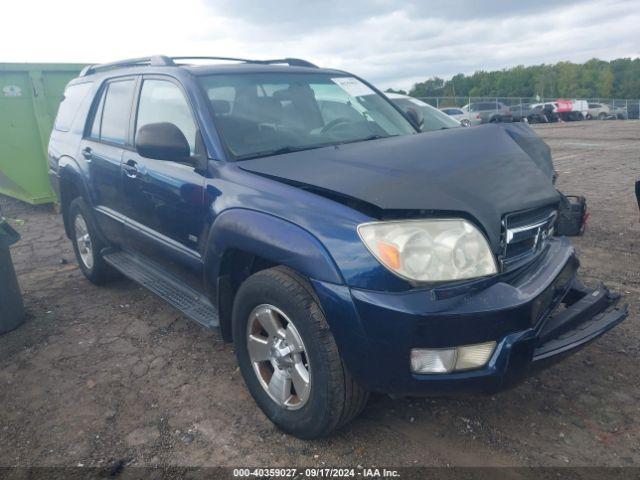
top-left (49, 56), bottom-right (627, 439)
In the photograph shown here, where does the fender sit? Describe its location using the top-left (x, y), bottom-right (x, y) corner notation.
top-left (56, 155), bottom-right (93, 201)
top-left (204, 208), bottom-right (344, 290)
top-left (57, 157), bottom-right (113, 248)
top-left (57, 157), bottom-right (93, 237)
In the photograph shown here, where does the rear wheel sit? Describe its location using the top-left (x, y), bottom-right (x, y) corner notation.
top-left (232, 266), bottom-right (369, 439)
top-left (68, 197), bottom-right (117, 285)
top-left (598, 112), bottom-right (607, 120)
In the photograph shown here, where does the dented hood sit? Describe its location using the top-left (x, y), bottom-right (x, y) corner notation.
top-left (239, 123), bottom-right (559, 250)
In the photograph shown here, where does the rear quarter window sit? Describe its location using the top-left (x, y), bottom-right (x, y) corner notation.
top-left (54, 83), bottom-right (93, 132)
top-left (89, 79), bottom-right (136, 145)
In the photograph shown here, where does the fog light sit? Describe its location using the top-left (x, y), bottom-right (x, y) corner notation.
top-left (410, 341), bottom-right (496, 374)
top-left (410, 348), bottom-right (456, 373)
top-left (454, 341), bottom-right (496, 371)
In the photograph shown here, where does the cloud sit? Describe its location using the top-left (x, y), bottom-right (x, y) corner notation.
top-left (1, 0), bottom-right (638, 90)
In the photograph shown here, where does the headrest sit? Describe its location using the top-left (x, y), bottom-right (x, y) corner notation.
top-left (210, 99), bottom-right (231, 115)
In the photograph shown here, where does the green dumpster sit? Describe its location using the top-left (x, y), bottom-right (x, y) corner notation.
top-left (0, 63), bottom-right (86, 205)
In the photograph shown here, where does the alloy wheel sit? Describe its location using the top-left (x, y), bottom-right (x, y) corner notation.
top-left (74, 214), bottom-right (94, 270)
top-left (246, 304), bottom-right (311, 410)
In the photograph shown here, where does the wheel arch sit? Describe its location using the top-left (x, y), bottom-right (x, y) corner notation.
top-left (203, 208), bottom-right (344, 341)
top-left (58, 160), bottom-right (91, 239)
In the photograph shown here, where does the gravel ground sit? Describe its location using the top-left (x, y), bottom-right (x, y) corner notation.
top-left (0, 120), bottom-right (638, 468)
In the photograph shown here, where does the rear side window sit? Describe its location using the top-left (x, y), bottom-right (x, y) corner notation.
top-left (54, 83), bottom-right (92, 132)
top-left (89, 79), bottom-right (135, 145)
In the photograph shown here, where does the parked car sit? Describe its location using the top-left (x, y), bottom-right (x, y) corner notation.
top-left (439, 107), bottom-right (471, 126)
top-left (460, 101), bottom-right (512, 124)
top-left (49, 56), bottom-right (627, 439)
top-left (530, 102), bottom-right (561, 123)
top-left (556, 99), bottom-right (588, 121)
top-left (587, 102), bottom-right (611, 120)
top-left (509, 103), bottom-right (549, 124)
top-left (385, 93), bottom-right (466, 130)
top-left (611, 105), bottom-right (628, 120)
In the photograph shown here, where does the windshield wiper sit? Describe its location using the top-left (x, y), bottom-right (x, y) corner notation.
top-left (337, 134), bottom-right (398, 146)
top-left (237, 135), bottom-right (398, 161)
top-left (236, 144), bottom-right (329, 161)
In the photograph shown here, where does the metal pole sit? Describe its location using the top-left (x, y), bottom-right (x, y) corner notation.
top-left (519, 97), bottom-right (522, 118)
top-left (436, 97), bottom-right (439, 109)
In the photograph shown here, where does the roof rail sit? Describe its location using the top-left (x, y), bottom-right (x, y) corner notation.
top-left (258, 58), bottom-right (318, 68)
top-left (78, 55), bottom-right (318, 77)
top-left (171, 56), bottom-right (318, 68)
top-left (79, 55), bottom-right (175, 76)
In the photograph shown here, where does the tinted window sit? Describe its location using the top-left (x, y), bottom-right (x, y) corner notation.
top-left (136, 80), bottom-right (197, 154)
top-left (54, 83), bottom-right (92, 132)
top-left (98, 80), bottom-right (135, 145)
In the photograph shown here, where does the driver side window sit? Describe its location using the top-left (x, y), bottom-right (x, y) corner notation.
top-left (136, 80), bottom-right (197, 155)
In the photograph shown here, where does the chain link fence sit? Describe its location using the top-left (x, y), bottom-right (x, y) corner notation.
top-left (417, 97), bottom-right (640, 122)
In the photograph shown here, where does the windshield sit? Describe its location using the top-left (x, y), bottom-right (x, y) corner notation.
top-left (198, 73), bottom-right (416, 160)
top-left (390, 98), bottom-right (462, 131)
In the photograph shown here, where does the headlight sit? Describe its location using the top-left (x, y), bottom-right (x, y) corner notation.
top-left (358, 219), bottom-right (497, 282)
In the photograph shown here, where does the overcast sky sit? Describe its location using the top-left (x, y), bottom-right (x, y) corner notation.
top-left (2, 0), bottom-right (639, 90)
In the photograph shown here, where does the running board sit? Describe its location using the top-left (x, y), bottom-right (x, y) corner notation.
top-left (103, 250), bottom-right (219, 330)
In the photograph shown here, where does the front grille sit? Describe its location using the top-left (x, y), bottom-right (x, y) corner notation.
top-left (500, 206), bottom-right (557, 271)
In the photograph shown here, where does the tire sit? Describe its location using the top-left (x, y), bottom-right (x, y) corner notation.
top-left (232, 266), bottom-right (369, 439)
top-left (489, 116), bottom-right (499, 123)
top-left (598, 112), bottom-right (606, 120)
top-left (68, 197), bottom-right (117, 285)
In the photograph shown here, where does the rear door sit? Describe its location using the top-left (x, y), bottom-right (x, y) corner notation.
top-left (80, 77), bottom-right (137, 245)
top-left (120, 76), bottom-right (207, 290)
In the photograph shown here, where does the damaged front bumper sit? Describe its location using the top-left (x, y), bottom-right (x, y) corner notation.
top-left (532, 282), bottom-right (626, 362)
top-left (312, 238), bottom-right (628, 395)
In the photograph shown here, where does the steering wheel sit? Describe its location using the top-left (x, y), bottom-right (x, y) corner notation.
top-left (321, 117), bottom-right (352, 134)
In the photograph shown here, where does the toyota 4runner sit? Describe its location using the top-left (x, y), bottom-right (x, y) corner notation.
top-left (49, 56), bottom-right (627, 439)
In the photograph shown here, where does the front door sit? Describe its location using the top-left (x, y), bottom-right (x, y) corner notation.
top-left (121, 77), bottom-right (207, 291)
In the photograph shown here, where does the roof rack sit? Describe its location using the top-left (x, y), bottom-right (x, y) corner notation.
top-left (171, 56), bottom-right (317, 68)
top-left (79, 55), bottom-right (318, 76)
top-left (79, 55), bottom-right (174, 77)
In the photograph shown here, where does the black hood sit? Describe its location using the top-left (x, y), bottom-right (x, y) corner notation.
top-left (239, 123), bottom-right (559, 250)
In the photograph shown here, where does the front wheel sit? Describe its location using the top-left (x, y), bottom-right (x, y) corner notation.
top-left (232, 267), bottom-right (369, 439)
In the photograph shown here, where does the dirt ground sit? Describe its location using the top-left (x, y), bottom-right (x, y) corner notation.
top-left (0, 120), bottom-right (639, 469)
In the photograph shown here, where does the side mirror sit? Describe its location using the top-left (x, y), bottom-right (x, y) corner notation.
top-left (136, 122), bottom-right (190, 161)
top-left (405, 108), bottom-right (424, 130)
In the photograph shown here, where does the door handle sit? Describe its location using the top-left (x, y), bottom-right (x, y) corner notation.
top-left (122, 159), bottom-right (139, 178)
top-left (81, 147), bottom-right (93, 160)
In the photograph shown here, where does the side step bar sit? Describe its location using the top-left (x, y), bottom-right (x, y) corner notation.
top-left (103, 250), bottom-right (219, 330)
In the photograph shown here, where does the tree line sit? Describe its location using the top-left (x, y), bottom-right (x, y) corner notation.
top-left (388, 58), bottom-right (640, 99)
